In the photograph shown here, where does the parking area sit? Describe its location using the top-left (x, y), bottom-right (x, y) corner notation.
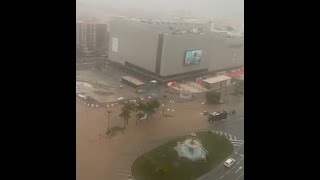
top-left (76, 67), bottom-right (140, 104)
top-left (76, 67), bottom-right (191, 105)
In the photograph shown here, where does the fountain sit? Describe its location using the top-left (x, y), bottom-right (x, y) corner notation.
top-left (174, 132), bottom-right (208, 161)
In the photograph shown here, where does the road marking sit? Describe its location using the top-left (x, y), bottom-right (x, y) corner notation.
top-left (115, 173), bottom-right (130, 176)
top-left (235, 172), bottom-right (244, 180)
top-left (220, 175), bottom-right (225, 179)
top-left (236, 153), bottom-right (244, 157)
top-left (115, 169), bottom-right (129, 173)
top-left (235, 166), bottom-right (243, 174)
top-left (233, 144), bottom-right (242, 147)
top-left (225, 165), bottom-right (237, 175)
top-left (233, 136), bottom-right (238, 141)
top-left (232, 140), bottom-right (243, 143)
top-left (231, 141), bottom-right (243, 145)
top-left (234, 151), bottom-right (244, 157)
top-left (229, 134), bottom-right (233, 140)
top-left (235, 142), bottom-right (244, 152)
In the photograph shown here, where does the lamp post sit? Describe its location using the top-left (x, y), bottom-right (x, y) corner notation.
top-left (106, 110), bottom-right (111, 132)
top-left (85, 105), bottom-right (88, 121)
top-left (161, 104), bottom-right (165, 116)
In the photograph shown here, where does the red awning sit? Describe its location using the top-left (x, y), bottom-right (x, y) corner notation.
top-left (228, 67), bottom-right (244, 78)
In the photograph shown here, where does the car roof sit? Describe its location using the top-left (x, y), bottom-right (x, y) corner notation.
top-left (226, 158), bottom-right (235, 163)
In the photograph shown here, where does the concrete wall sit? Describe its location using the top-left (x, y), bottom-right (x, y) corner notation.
top-left (160, 34), bottom-right (210, 76)
top-left (208, 32), bottom-right (244, 72)
top-left (108, 19), bottom-right (159, 73)
top-left (108, 18), bottom-right (244, 78)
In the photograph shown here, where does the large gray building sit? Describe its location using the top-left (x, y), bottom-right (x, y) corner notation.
top-left (108, 17), bottom-right (243, 82)
top-left (76, 21), bottom-right (109, 51)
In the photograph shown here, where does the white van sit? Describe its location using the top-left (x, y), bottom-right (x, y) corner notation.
top-left (224, 158), bottom-right (235, 167)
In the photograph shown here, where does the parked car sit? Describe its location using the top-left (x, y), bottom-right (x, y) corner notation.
top-left (224, 158), bottom-right (235, 167)
top-left (202, 111), bottom-right (209, 116)
top-left (229, 110), bottom-right (236, 115)
top-left (78, 93), bottom-right (88, 100)
top-left (136, 89), bottom-right (147, 94)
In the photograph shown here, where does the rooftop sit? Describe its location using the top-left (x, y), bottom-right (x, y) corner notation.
top-left (121, 76), bottom-right (145, 86)
top-left (202, 75), bottom-right (231, 84)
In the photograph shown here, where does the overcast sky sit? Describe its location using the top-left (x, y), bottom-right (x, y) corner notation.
top-left (78, 0), bottom-right (244, 19)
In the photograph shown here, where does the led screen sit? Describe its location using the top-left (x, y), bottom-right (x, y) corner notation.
top-left (185, 50), bottom-right (202, 65)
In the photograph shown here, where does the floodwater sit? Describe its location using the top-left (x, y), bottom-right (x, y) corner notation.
top-left (76, 96), bottom-right (243, 180)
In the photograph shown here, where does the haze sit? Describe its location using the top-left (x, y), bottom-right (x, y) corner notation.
top-left (77, 0), bottom-right (244, 24)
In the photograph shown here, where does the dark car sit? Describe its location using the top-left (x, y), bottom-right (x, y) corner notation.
top-left (208, 110), bottom-right (228, 122)
top-left (202, 111), bottom-right (209, 116)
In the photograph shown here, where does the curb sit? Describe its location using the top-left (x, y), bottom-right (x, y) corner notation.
top-left (129, 129), bottom-right (243, 180)
top-left (76, 96), bottom-right (100, 108)
top-left (129, 129), bottom-right (214, 180)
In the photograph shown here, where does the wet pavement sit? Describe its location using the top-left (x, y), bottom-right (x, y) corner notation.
top-left (76, 95), bottom-right (244, 180)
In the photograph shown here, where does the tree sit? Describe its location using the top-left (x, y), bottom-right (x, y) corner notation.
top-left (119, 109), bottom-right (131, 130)
top-left (134, 99), bottom-right (159, 123)
top-left (135, 101), bottom-right (147, 125)
top-left (205, 91), bottom-right (221, 104)
top-left (136, 111), bottom-right (145, 125)
top-left (145, 101), bottom-right (157, 121)
top-left (149, 99), bottom-right (160, 110)
top-left (121, 102), bottom-right (136, 125)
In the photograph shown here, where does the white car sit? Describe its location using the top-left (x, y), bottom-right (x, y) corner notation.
top-left (224, 158), bottom-right (235, 167)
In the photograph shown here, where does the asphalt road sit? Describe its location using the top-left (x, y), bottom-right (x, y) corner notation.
top-left (198, 96), bottom-right (244, 180)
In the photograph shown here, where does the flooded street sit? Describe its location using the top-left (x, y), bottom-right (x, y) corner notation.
top-left (76, 96), bottom-right (243, 180)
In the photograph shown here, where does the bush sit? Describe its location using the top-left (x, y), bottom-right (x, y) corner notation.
top-left (205, 91), bottom-right (221, 104)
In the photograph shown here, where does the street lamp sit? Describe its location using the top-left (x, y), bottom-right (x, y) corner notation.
top-left (84, 104), bottom-right (89, 121)
top-left (161, 104), bottom-right (165, 116)
top-left (106, 110), bottom-right (111, 132)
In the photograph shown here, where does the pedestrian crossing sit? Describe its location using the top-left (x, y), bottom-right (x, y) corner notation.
top-left (113, 164), bottom-right (131, 179)
top-left (113, 168), bottom-right (131, 179)
top-left (212, 131), bottom-right (244, 148)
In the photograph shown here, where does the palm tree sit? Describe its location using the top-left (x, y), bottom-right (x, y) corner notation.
top-left (136, 101), bottom-right (146, 112)
top-left (145, 101), bottom-right (157, 121)
top-left (135, 101), bottom-right (147, 125)
top-left (150, 99), bottom-right (160, 110)
top-left (121, 102), bottom-right (136, 125)
top-left (119, 109), bottom-right (131, 130)
top-left (136, 111), bottom-right (145, 125)
top-left (123, 101), bottom-right (136, 111)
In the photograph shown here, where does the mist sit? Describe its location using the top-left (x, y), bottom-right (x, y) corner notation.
top-left (77, 0), bottom-right (244, 24)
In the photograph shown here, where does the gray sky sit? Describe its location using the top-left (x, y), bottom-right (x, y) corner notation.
top-left (78, 0), bottom-right (244, 19)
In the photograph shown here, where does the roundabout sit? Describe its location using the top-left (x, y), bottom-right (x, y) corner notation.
top-left (130, 131), bottom-right (234, 180)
